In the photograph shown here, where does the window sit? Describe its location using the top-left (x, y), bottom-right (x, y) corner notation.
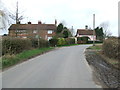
top-left (48, 30), bottom-right (53, 34)
top-left (22, 36), bottom-right (27, 38)
top-left (47, 37), bottom-right (52, 40)
top-left (33, 30), bottom-right (37, 33)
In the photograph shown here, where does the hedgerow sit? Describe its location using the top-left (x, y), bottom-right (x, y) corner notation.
top-left (102, 37), bottom-right (120, 60)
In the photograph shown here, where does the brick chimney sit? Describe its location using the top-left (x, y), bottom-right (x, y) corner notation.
top-left (38, 21), bottom-right (42, 24)
top-left (85, 25), bottom-right (88, 29)
top-left (28, 22), bottom-right (31, 24)
top-left (55, 19), bottom-right (57, 26)
top-left (17, 21), bottom-right (20, 24)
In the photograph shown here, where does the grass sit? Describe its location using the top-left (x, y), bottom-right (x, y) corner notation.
top-left (57, 44), bottom-right (80, 47)
top-left (87, 44), bottom-right (120, 69)
top-left (87, 44), bottom-right (102, 50)
top-left (2, 47), bottom-right (54, 69)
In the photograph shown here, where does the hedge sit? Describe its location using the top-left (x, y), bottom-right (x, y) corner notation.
top-left (49, 38), bottom-right (75, 46)
top-left (65, 38), bottom-right (75, 45)
top-left (49, 38), bottom-right (58, 47)
top-left (102, 37), bottom-right (120, 60)
top-left (2, 37), bottom-right (49, 55)
top-left (77, 37), bottom-right (89, 44)
top-left (57, 38), bottom-right (66, 46)
top-left (2, 37), bottom-right (32, 55)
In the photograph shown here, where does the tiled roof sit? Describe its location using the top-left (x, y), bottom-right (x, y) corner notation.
top-left (9, 24), bottom-right (57, 30)
top-left (77, 29), bottom-right (95, 35)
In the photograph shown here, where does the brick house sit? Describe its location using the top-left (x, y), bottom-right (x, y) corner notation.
top-left (8, 21), bottom-right (57, 40)
top-left (76, 28), bottom-right (96, 41)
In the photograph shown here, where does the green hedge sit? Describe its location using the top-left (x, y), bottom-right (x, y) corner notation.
top-left (102, 38), bottom-right (120, 60)
top-left (2, 37), bottom-right (49, 55)
top-left (49, 38), bottom-right (75, 46)
top-left (57, 38), bottom-right (66, 46)
top-left (2, 37), bottom-right (32, 55)
top-left (65, 38), bottom-right (75, 45)
top-left (49, 38), bottom-right (58, 47)
top-left (77, 37), bottom-right (89, 44)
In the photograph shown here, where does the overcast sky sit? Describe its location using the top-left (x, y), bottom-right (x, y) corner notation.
top-left (1, 0), bottom-right (119, 36)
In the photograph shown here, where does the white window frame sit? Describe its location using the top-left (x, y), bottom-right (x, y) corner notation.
top-left (47, 37), bottom-right (52, 40)
top-left (48, 30), bottom-right (53, 34)
top-left (33, 30), bottom-right (37, 33)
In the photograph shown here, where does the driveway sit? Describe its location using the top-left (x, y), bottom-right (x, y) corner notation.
top-left (2, 45), bottom-right (102, 88)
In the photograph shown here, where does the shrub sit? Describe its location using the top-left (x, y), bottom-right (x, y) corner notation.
top-left (87, 41), bottom-right (103, 44)
top-left (2, 37), bottom-right (32, 55)
top-left (38, 38), bottom-right (49, 48)
top-left (102, 37), bottom-right (120, 60)
top-left (49, 38), bottom-right (58, 47)
top-left (30, 38), bottom-right (38, 48)
top-left (29, 38), bottom-right (49, 48)
top-left (57, 38), bottom-right (66, 46)
top-left (65, 38), bottom-right (75, 45)
top-left (77, 37), bottom-right (89, 44)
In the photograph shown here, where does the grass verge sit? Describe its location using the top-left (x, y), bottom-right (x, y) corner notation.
top-left (57, 44), bottom-right (80, 47)
top-left (87, 44), bottom-right (102, 50)
top-left (2, 47), bottom-right (54, 69)
top-left (87, 44), bottom-right (119, 69)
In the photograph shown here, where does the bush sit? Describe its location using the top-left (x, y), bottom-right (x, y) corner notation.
top-left (87, 41), bottom-right (103, 44)
top-left (30, 38), bottom-right (49, 48)
top-left (57, 38), bottom-right (66, 46)
top-left (77, 37), bottom-right (89, 44)
top-left (102, 38), bottom-right (120, 60)
top-left (30, 38), bottom-right (38, 48)
top-left (65, 38), bottom-right (75, 45)
top-left (2, 37), bottom-right (32, 55)
top-left (49, 38), bottom-right (58, 47)
top-left (38, 38), bottom-right (49, 48)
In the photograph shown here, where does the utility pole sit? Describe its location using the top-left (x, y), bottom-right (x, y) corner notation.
top-left (71, 26), bottom-right (74, 36)
top-left (93, 14), bottom-right (95, 46)
top-left (15, 1), bottom-right (18, 37)
top-left (16, 1), bottom-right (18, 24)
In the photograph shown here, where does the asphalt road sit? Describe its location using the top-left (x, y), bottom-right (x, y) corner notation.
top-left (2, 45), bottom-right (102, 88)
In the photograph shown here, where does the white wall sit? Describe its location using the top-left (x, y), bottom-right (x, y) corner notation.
top-left (77, 35), bottom-right (96, 41)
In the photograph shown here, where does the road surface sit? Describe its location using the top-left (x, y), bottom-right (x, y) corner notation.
top-left (2, 45), bottom-right (102, 88)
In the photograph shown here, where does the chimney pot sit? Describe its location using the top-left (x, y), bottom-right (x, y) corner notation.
top-left (28, 22), bottom-right (31, 24)
top-left (85, 25), bottom-right (88, 29)
top-left (38, 21), bottom-right (42, 24)
top-left (17, 21), bottom-right (20, 24)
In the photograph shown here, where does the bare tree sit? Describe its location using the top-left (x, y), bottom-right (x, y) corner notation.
top-left (99, 21), bottom-right (112, 38)
top-left (16, 1), bottom-right (24, 24)
top-left (7, 1), bottom-right (24, 24)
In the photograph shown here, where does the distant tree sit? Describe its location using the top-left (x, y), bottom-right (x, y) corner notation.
top-left (57, 23), bottom-right (64, 33)
top-left (63, 30), bottom-right (69, 38)
top-left (99, 21), bottom-right (112, 38)
top-left (63, 27), bottom-right (67, 29)
top-left (95, 27), bottom-right (104, 41)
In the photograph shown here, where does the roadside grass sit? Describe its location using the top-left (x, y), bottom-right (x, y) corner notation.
top-left (57, 44), bottom-right (80, 47)
top-left (87, 44), bottom-right (119, 69)
top-left (87, 44), bottom-right (102, 50)
top-left (57, 43), bottom-right (102, 47)
top-left (2, 47), bottom-right (54, 69)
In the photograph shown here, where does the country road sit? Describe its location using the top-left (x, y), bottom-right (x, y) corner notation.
top-left (2, 45), bottom-right (102, 88)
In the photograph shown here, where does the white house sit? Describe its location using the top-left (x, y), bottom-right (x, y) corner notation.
top-left (76, 29), bottom-right (96, 41)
